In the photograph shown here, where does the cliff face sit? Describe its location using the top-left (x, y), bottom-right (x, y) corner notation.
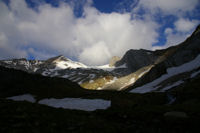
top-left (115, 49), bottom-right (158, 72)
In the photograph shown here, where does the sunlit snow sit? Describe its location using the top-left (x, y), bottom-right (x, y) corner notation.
top-left (105, 77), bottom-right (118, 85)
top-left (55, 60), bottom-right (87, 69)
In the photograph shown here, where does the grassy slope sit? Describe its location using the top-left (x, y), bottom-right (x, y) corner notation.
top-left (0, 66), bottom-right (200, 133)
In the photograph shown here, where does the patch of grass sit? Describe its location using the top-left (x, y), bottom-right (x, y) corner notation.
top-left (81, 75), bottom-right (114, 90)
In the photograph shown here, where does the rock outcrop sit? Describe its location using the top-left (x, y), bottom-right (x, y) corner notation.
top-left (109, 56), bottom-right (121, 67)
top-left (115, 49), bottom-right (158, 72)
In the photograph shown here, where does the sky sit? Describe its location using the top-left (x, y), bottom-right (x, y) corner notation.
top-left (0, 0), bottom-right (199, 65)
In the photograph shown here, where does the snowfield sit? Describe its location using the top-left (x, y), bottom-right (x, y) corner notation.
top-left (6, 94), bottom-right (111, 111)
top-left (89, 63), bottom-right (127, 71)
top-left (55, 60), bottom-right (87, 69)
top-left (130, 54), bottom-right (200, 93)
top-left (159, 80), bottom-right (184, 92)
top-left (7, 94), bottom-right (36, 103)
top-left (39, 98), bottom-right (111, 111)
top-left (190, 69), bottom-right (200, 78)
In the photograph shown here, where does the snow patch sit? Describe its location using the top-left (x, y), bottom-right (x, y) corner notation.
top-left (72, 77), bottom-right (82, 82)
top-left (90, 63), bottom-right (127, 71)
top-left (7, 94), bottom-right (36, 103)
top-left (190, 69), bottom-right (200, 78)
top-left (3, 60), bottom-right (12, 64)
top-left (117, 63), bottom-right (127, 68)
top-left (97, 87), bottom-right (103, 90)
top-left (38, 98), bottom-right (111, 111)
top-left (33, 68), bottom-right (38, 72)
top-left (78, 80), bottom-right (84, 85)
top-left (89, 80), bottom-right (94, 83)
top-left (62, 74), bottom-right (70, 78)
top-left (131, 54), bottom-right (200, 93)
top-left (54, 60), bottom-right (87, 70)
top-left (91, 64), bottom-right (115, 71)
top-left (159, 80), bottom-right (184, 92)
top-left (6, 94), bottom-right (111, 111)
top-left (105, 77), bottom-right (118, 85)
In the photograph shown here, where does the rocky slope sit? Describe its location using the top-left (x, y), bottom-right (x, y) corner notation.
top-left (1, 64), bottom-right (200, 133)
top-left (0, 55), bottom-right (127, 90)
top-left (128, 24), bottom-right (200, 93)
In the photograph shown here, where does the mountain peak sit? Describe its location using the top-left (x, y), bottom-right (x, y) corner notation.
top-left (114, 49), bottom-right (157, 72)
top-left (46, 55), bottom-right (70, 63)
top-left (57, 55), bottom-right (65, 58)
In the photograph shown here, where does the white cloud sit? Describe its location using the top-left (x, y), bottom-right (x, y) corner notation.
top-left (155, 18), bottom-right (199, 50)
top-left (79, 42), bottom-right (111, 65)
top-left (175, 18), bottom-right (199, 32)
top-left (0, 1), bottom-right (28, 59)
top-left (166, 18), bottom-right (199, 46)
top-left (137, 0), bottom-right (199, 15)
top-left (165, 32), bottom-right (189, 47)
top-left (164, 28), bottom-right (173, 35)
top-left (75, 8), bottom-right (158, 64)
top-left (133, 0), bottom-right (199, 51)
top-left (0, 0), bottom-right (159, 65)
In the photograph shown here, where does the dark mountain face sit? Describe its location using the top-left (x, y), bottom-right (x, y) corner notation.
top-left (129, 24), bottom-right (200, 92)
top-left (115, 49), bottom-right (158, 72)
top-left (0, 66), bottom-right (90, 98)
top-left (116, 24), bottom-right (200, 71)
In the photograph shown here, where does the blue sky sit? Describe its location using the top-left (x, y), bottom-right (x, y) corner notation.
top-left (0, 0), bottom-right (199, 65)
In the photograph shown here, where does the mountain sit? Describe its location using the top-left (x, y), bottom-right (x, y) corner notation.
top-left (0, 25), bottom-right (200, 92)
top-left (128, 24), bottom-right (200, 93)
top-left (1, 60), bottom-right (200, 133)
top-left (0, 25), bottom-right (200, 133)
top-left (0, 54), bottom-right (128, 90)
top-left (0, 65), bottom-right (89, 98)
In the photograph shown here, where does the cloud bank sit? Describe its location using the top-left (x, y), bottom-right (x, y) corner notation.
top-left (136, 0), bottom-right (199, 50)
top-left (0, 0), bottom-right (159, 65)
top-left (136, 0), bottom-right (199, 15)
top-left (0, 0), bottom-right (199, 65)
